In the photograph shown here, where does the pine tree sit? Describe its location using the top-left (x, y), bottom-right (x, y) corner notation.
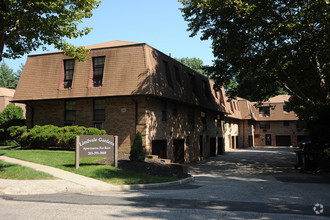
top-left (129, 132), bottom-right (145, 162)
top-left (0, 63), bottom-right (18, 89)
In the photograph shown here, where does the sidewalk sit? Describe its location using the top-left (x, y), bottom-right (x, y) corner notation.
top-left (0, 156), bottom-right (194, 195)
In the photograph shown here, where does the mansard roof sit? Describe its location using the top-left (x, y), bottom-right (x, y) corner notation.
top-left (13, 41), bottom-right (225, 113)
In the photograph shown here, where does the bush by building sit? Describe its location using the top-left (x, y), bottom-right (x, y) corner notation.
top-left (6, 125), bottom-right (106, 150)
top-left (129, 131), bottom-right (145, 162)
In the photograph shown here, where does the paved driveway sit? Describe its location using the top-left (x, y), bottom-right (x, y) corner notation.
top-left (1, 147), bottom-right (329, 219)
top-left (190, 146), bottom-right (297, 176)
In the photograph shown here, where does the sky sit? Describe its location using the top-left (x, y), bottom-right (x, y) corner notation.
top-left (3, 0), bottom-right (215, 72)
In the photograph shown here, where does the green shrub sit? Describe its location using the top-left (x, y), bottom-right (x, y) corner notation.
top-left (7, 125), bottom-right (27, 143)
top-left (129, 132), bottom-right (145, 162)
top-left (83, 127), bottom-right (107, 135)
top-left (2, 139), bottom-right (19, 147)
top-left (0, 104), bottom-right (25, 143)
top-left (17, 125), bottom-right (107, 149)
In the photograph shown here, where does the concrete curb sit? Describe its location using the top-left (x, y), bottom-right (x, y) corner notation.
top-left (110, 176), bottom-right (195, 191)
top-left (64, 176), bottom-right (195, 194)
top-left (0, 176), bottom-right (195, 195)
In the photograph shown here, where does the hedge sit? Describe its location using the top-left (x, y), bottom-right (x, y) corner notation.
top-left (7, 125), bottom-right (106, 150)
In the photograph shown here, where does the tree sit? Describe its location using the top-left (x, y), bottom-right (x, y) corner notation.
top-left (0, 62), bottom-right (20, 89)
top-left (0, 104), bottom-right (25, 142)
top-left (129, 132), bottom-right (145, 162)
top-left (180, 0), bottom-right (330, 142)
top-left (0, 0), bottom-right (101, 62)
top-left (175, 57), bottom-right (207, 75)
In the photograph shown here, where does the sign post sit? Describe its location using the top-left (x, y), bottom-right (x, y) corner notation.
top-left (75, 136), bottom-right (80, 169)
top-left (75, 135), bottom-right (118, 169)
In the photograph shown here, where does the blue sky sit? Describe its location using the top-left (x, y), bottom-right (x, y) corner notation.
top-left (3, 0), bottom-right (214, 72)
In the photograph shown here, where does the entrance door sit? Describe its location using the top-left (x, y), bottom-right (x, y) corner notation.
top-left (276, 135), bottom-right (291, 146)
top-left (210, 137), bottom-right (216, 157)
top-left (218, 137), bottom-right (224, 155)
top-left (199, 135), bottom-right (203, 158)
top-left (248, 136), bottom-right (253, 147)
top-left (173, 139), bottom-right (184, 163)
top-left (152, 140), bottom-right (167, 159)
top-left (231, 136), bottom-right (235, 149)
top-left (265, 134), bottom-right (271, 146)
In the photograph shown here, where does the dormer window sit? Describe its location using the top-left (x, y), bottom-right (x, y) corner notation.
top-left (163, 61), bottom-right (173, 89)
top-left (174, 66), bottom-right (182, 84)
top-left (283, 105), bottom-right (290, 113)
top-left (93, 56), bottom-right (105, 87)
top-left (64, 59), bottom-right (75, 88)
top-left (219, 90), bottom-right (225, 106)
top-left (189, 74), bottom-right (198, 97)
top-left (230, 101), bottom-right (234, 112)
top-left (259, 106), bottom-right (270, 117)
top-left (202, 80), bottom-right (210, 99)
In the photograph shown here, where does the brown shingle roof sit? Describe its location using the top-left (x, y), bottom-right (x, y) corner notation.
top-left (13, 41), bottom-right (225, 113)
top-left (84, 40), bottom-right (142, 49)
top-left (263, 95), bottom-right (290, 103)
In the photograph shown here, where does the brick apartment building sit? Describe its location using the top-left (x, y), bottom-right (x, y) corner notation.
top-left (224, 95), bottom-right (306, 148)
top-left (252, 95), bottom-right (307, 146)
top-left (12, 40), bottom-right (306, 163)
top-left (13, 40), bottom-right (228, 163)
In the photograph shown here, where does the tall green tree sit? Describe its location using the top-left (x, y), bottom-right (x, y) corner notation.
top-left (180, 0), bottom-right (330, 142)
top-left (0, 62), bottom-right (20, 89)
top-left (175, 57), bottom-right (207, 75)
top-left (0, 0), bottom-right (100, 62)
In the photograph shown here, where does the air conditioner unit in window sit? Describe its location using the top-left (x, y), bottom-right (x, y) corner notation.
top-left (94, 122), bottom-right (104, 130)
top-left (64, 122), bottom-right (74, 126)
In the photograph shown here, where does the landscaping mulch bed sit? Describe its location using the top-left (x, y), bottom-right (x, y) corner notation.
top-left (95, 153), bottom-right (190, 179)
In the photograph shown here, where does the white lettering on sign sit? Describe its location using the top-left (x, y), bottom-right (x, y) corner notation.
top-left (79, 138), bottom-right (114, 147)
top-left (83, 146), bottom-right (111, 151)
top-left (79, 138), bottom-right (98, 147)
top-left (98, 137), bottom-right (115, 146)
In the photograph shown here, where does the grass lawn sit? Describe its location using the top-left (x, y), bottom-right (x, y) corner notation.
top-left (0, 147), bottom-right (179, 185)
top-left (0, 160), bottom-right (54, 180)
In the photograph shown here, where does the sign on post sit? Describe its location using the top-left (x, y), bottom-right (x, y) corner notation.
top-left (75, 135), bottom-right (118, 169)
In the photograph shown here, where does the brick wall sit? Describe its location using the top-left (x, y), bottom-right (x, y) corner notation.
top-left (25, 96), bottom-right (147, 153)
top-left (254, 120), bottom-right (306, 146)
top-left (145, 97), bottom-right (223, 163)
